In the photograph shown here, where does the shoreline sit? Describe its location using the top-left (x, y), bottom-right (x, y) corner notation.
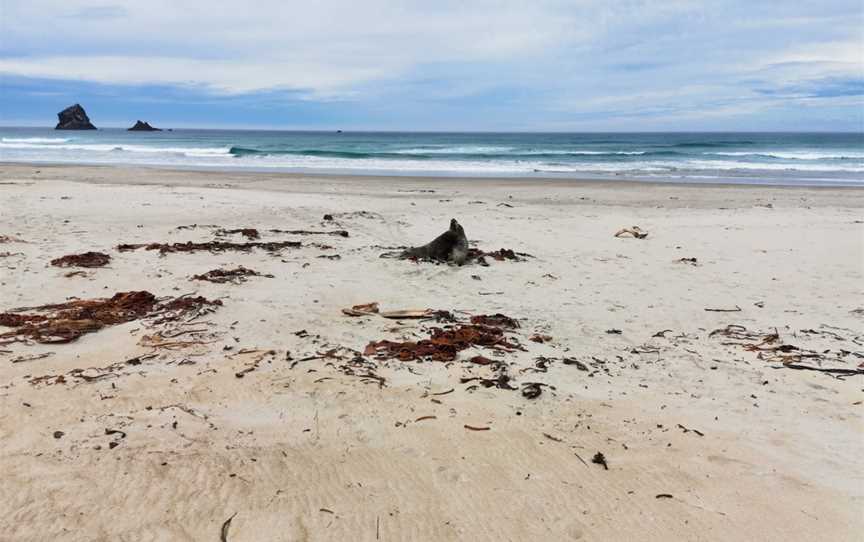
top-left (3, 161), bottom-right (864, 192)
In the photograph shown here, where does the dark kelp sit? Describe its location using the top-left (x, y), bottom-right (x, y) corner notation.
top-left (117, 240), bottom-right (301, 254)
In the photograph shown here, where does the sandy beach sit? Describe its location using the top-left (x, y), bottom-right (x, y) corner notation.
top-left (0, 163), bottom-right (862, 541)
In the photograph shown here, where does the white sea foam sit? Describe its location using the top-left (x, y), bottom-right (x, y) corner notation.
top-left (710, 150), bottom-right (864, 160)
top-left (392, 146), bottom-right (515, 154)
top-left (1, 137), bottom-right (71, 144)
top-left (2, 135), bottom-right (862, 184)
top-left (0, 141), bottom-right (231, 156)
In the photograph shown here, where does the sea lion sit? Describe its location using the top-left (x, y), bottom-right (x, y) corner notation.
top-left (402, 218), bottom-right (469, 265)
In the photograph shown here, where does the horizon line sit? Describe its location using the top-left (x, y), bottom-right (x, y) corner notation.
top-left (2, 125), bottom-right (863, 135)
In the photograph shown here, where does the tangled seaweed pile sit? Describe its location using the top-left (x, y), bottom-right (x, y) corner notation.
top-left (191, 266), bottom-right (273, 284)
top-left (0, 291), bottom-right (221, 344)
top-left (365, 314), bottom-right (523, 362)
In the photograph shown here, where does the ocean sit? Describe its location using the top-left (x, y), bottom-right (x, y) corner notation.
top-left (1, 128), bottom-right (862, 186)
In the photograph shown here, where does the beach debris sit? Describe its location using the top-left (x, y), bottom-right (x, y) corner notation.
top-left (342, 302), bottom-right (380, 317)
top-left (605, 329), bottom-right (623, 334)
top-left (774, 363), bottom-right (863, 376)
top-left (709, 324), bottom-right (772, 343)
top-left (677, 257), bottom-right (699, 266)
top-left (464, 424), bottom-right (491, 431)
top-left (380, 309), bottom-right (438, 319)
top-left (710, 324), bottom-right (863, 376)
top-left (470, 355), bottom-right (495, 365)
top-left (655, 494), bottom-right (674, 499)
top-left (530, 334), bottom-right (553, 343)
top-left (269, 228), bottom-right (349, 238)
top-left (431, 388), bottom-right (454, 396)
top-left (470, 314), bottom-right (519, 329)
top-left (0, 235), bottom-right (25, 243)
top-left (53, 431), bottom-right (64, 439)
top-left (591, 452), bottom-right (609, 470)
top-left (216, 228), bottom-right (260, 240)
top-left (563, 357), bottom-right (589, 371)
top-left (461, 373), bottom-right (517, 390)
top-left (11, 352), bottom-right (54, 363)
top-left (191, 266), bottom-right (272, 284)
top-left (117, 240), bottom-right (301, 254)
top-left (521, 382), bottom-right (543, 399)
top-left (50, 252), bottom-right (111, 268)
top-left (105, 428), bottom-right (127, 449)
top-left (234, 349), bottom-right (277, 378)
top-left (0, 291), bottom-right (221, 344)
top-left (220, 513), bottom-right (237, 542)
top-left (28, 354), bottom-right (155, 386)
top-left (467, 248), bottom-right (532, 266)
top-left (704, 306), bottom-right (742, 312)
top-left (328, 210), bottom-right (382, 221)
top-left (677, 423), bottom-right (705, 437)
top-left (138, 332), bottom-right (217, 350)
top-left (614, 226), bottom-right (648, 239)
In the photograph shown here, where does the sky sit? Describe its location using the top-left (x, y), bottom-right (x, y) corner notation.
top-left (0, 1), bottom-right (862, 131)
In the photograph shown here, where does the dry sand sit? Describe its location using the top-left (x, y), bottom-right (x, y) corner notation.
top-left (0, 163), bottom-right (862, 541)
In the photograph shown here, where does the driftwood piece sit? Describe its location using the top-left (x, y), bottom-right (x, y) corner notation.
top-left (614, 226), bottom-right (648, 239)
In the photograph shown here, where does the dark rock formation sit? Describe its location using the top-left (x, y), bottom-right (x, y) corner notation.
top-left (55, 104), bottom-right (96, 130)
top-left (128, 120), bottom-right (162, 132)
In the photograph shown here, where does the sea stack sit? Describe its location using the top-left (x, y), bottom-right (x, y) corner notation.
top-left (128, 120), bottom-right (162, 132)
top-left (55, 104), bottom-right (97, 130)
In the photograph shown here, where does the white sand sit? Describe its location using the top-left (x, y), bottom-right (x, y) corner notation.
top-left (0, 163), bottom-right (862, 541)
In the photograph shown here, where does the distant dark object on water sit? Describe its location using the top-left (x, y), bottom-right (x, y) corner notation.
top-left (55, 104), bottom-right (96, 130)
top-left (128, 120), bottom-right (162, 132)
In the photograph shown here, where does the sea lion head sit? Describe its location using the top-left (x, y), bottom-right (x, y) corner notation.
top-left (449, 218), bottom-right (464, 237)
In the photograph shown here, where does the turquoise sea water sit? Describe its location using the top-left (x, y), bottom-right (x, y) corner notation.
top-left (1, 128), bottom-right (862, 185)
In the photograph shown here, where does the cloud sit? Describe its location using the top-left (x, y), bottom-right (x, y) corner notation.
top-left (64, 5), bottom-right (128, 19)
top-left (1, 0), bottom-right (592, 94)
top-left (0, 56), bottom-right (390, 96)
